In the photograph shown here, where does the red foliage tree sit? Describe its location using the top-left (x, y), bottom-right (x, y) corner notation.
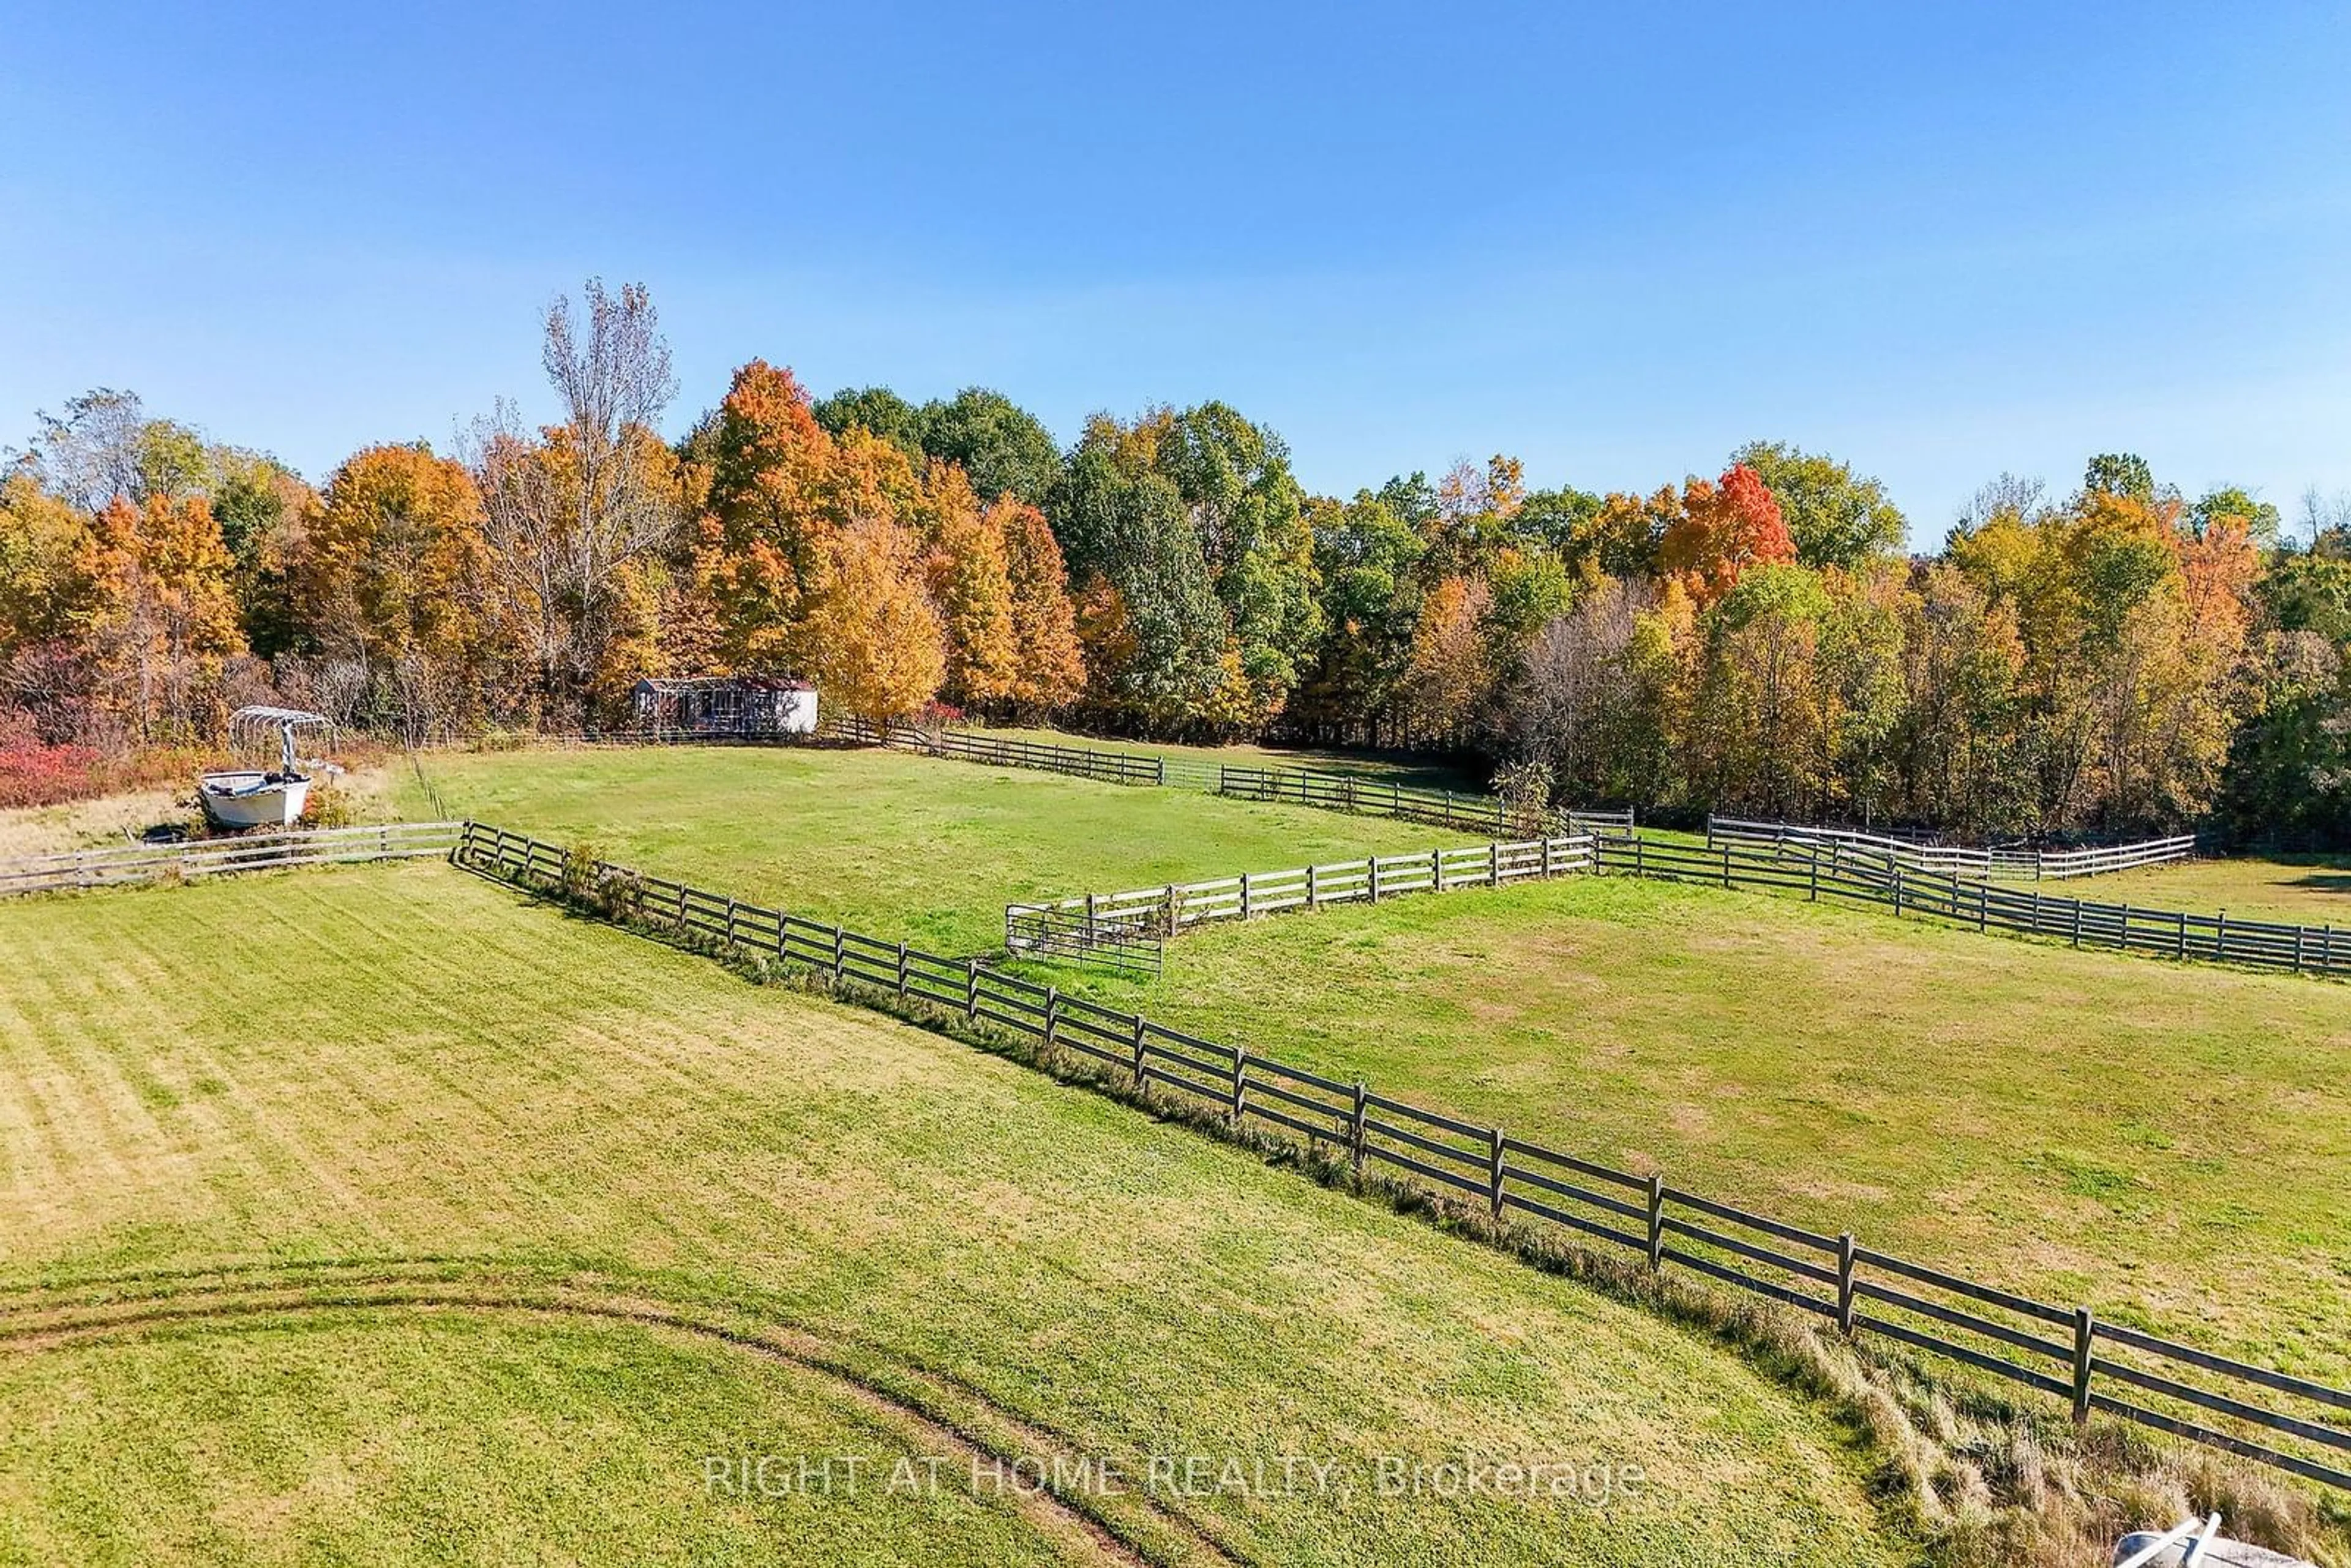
top-left (1660, 463), bottom-right (1796, 608)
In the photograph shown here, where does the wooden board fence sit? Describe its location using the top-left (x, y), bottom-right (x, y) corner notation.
top-left (0, 820), bottom-right (467, 897)
top-left (452, 819), bottom-right (2351, 1492)
top-left (1007, 833), bottom-right (1595, 962)
top-left (825, 716), bottom-right (1163, 786)
top-left (1603, 831), bottom-right (2345, 979)
top-left (1707, 816), bottom-right (2197, 882)
top-left (1218, 763), bottom-right (1630, 838)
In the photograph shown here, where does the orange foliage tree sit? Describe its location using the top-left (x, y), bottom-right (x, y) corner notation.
top-left (1660, 463), bottom-right (1794, 607)
top-left (996, 497), bottom-right (1086, 716)
top-left (72, 494), bottom-right (245, 740)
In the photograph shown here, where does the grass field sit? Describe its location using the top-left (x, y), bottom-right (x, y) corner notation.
top-left (2085, 851), bottom-right (2351, 928)
top-left (396, 745), bottom-right (1461, 951)
top-left (1052, 872), bottom-right (2351, 1388)
top-left (0, 865), bottom-right (1905, 1565)
top-left (0, 1313), bottom-right (1084, 1567)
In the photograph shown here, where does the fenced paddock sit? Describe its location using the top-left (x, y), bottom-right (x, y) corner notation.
top-left (0, 820), bottom-right (466, 897)
top-left (1218, 763), bottom-right (1629, 837)
top-left (1005, 833), bottom-right (1596, 966)
top-left (1599, 831), bottom-right (2348, 980)
top-left (1707, 816), bottom-right (2198, 882)
top-left (824, 715), bottom-right (1164, 786)
top-left (452, 818), bottom-right (2351, 1493)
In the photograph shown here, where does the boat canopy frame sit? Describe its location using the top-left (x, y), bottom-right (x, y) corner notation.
top-left (225, 707), bottom-right (335, 775)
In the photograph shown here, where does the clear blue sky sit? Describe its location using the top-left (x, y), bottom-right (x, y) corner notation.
top-left (5, 3), bottom-right (2348, 545)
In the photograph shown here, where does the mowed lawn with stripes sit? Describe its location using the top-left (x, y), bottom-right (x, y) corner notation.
top-left (0, 864), bottom-right (1906, 1566)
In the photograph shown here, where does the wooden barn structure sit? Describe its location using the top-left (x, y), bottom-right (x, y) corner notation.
top-left (629, 675), bottom-right (818, 740)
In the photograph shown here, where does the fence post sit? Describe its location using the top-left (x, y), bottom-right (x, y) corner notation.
top-left (2217, 909), bottom-right (2229, 961)
top-left (1490, 841), bottom-right (1501, 886)
top-left (1891, 865), bottom-right (1904, 915)
top-left (965, 958), bottom-right (979, 1020)
top-left (724, 898), bottom-right (738, 948)
top-left (896, 941), bottom-right (909, 997)
top-left (1351, 1082), bottom-right (1368, 1176)
top-left (1164, 885), bottom-right (1179, 938)
top-left (1307, 863), bottom-right (1319, 911)
top-left (1131, 1016), bottom-right (1146, 1088)
top-left (1241, 871), bottom-right (1254, 919)
top-left (832, 926), bottom-right (846, 980)
top-left (2294, 926), bottom-right (2305, 974)
top-left (1646, 1174), bottom-right (1666, 1269)
top-left (1836, 1233), bottom-right (1857, 1334)
top-left (2071, 1307), bottom-right (2095, 1423)
top-left (1229, 1049), bottom-right (1247, 1125)
top-left (1542, 837), bottom-right (1554, 879)
top-left (1369, 857), bottom-right (1382, 902)
top-left (2119, 904), bottom-right (2131, 953)
top-left (1044, 986), bottom-right (1059, 1049)
top-left (1635, 835), bottom-right (1646, 878)
top-left (1433, 847), bottom-right (1445, 893)
top-left (1488, 1127), bottom-right (1505, 1219)
top-left (2072, 900), bottom-right (2083, 948)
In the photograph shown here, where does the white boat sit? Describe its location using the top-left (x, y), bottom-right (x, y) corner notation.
top-left (198, 708), bottom-right (334, 830)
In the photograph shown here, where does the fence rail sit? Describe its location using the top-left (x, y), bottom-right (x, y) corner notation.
top-left (1603, 832), bottom-right (2346, 980)
top-left (1002, 901), bottom-right (1164, 975)
top-left (0, 820), bottom-right (467, 897)
top-left (1217, 763), bottom-right (1629, 838)
top-left (1707, 816), bottom-right (2198, 882)
top-left (1008, 833), bottom-right (1596, 959)
top-left (452, 819), bottom-right (2351, 1491)
top-left (825, 716), bottom-right (1164, 786)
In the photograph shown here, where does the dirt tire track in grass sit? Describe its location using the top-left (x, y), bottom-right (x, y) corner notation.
top-left (0, 1262), bottom-right (1240, 1568)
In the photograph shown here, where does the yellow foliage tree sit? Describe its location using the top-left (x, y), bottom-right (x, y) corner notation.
top-left (298, 445), bottom-right (487, 672)
top-left (801, 517), bottom-right (944, 724)
top-left (920, 466), bottom-right (1019, 708)
top-left (1406, 575), bottom-right (1493, 741)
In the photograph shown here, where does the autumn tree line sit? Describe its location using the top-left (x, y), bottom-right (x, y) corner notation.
top-left (5, 280), bottom-right (2350, 846)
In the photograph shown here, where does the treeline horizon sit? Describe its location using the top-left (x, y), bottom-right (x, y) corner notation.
top-left (5, 279), bottom-right (2350, 846)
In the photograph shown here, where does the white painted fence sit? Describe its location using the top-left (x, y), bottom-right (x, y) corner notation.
top-left (0, 820), bottom-right (467, 896)
top-left (1706, 816), bottom-right (2196, 882)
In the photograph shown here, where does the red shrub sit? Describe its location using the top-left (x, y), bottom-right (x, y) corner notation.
top-left (0, 710), bottom-right (102, 809)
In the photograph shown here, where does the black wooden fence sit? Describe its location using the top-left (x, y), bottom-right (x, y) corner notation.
top-left (1595, 831), bottom-right (2349, 980)
top-left (451, 819), bottom-right (2351, 1491)
top-left (824, 716), bottom-right (1163, 786)
top-left (1217, 764), bottom-right (1633, 838)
